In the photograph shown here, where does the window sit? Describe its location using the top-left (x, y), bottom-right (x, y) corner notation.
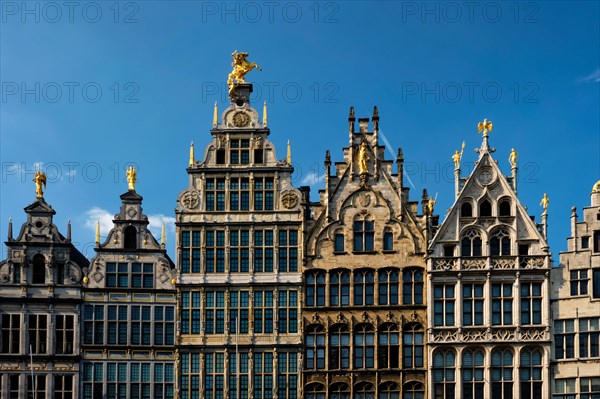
top-left (520, 348), bottom-right (543, 399)
top-left (402, 323), bottom-right (424, 368)
top-left (378, 324), bottom-right (399, 369)
top-left (106, 262), bottom-right (128, 287)
top-left (330, 382), bottom-right (350, 399)
top-left (131, 305), bottom-right (152, 345)
top-left (154, 363), bottom-right (175, 399)
top-left (229, 352), bottom-right (249, 399)
top-left (463, 284), bottom-right (484, 326)
top-left (278, 229), bottom-right (298, 272)
top-left (354, 219), bottom-right (374, 251)
top-left (492, 283), bottom-right (513, 325)
top-left (230, 178), bottom-right (250, 211)
top-left (205, 230), bottom-right (225, 273)
top-left (570, 269), bottom-right (589, 296)
top-left (444, 245), bottom-right (454, 257)
top-left (330, 270), bottom-right (350, 306)
top-left (434, 284), bottom-right (455, 327)
top-left (253, 290), bottom-right (273, 334)
top-left (581, 377), bottom-right (600, 399)
top-left (9, 374), bottom-right (20, 399)
top-left (83, 305), bottom-right (104, 345)
top-left (253, 352), bottom-right (273, 399)
top-left (254, 230), bottom-right (274, 272)
top-left (491, 349), bottom-right (513, 399)
top-left (461, 230), bottom-right (482, 257)
top-left (521, 283), bottom-right (542, 325)
top-left (334, 233), bottom-right (345, 252)
top-left (107, 305), bottom-right (128, 345)
top-left (579, 317), bottom-right (600, 358)
top-left (354, 325), bottom-right (375, 368)
top-left (55, 375), bottom-right (75, 399)
top-left (383, 230), bottom-right (394, 251)
top-left (55, 315), bottom-right (74, 354)
top-left (461, 202), bottom-right (473, 217)
top-left (206, 178), bottom-right (226, 211)
top-left (433, 350), bottom-right (455, 399)
top-left (402, 381), bottom-right (424, 399)
top-left (379, 382), bottom-right (400, 399)
top-left (205, 353), bottom-right (225, 399)
top-left (229, 229), bottom-right (249, 273)
top-left (216, 149), bottom-right (225, 164)
top-left (354, 270), bottom-right (375, 305)
top-left (277, 352), bottom-right (298, 399)
top-left (305, 383), bottom-right (325, 399)
top-left (305, 325), bottom-right (325, 370)
top-left (32, 254), bottom-right (45, 284)
top-left (480, 200), bottom-right (492, 217)
top-left (379, 269), bottom-right (399, 305)
top-left (594, 269), bottom-right (600, 298)
top-left (462, 349), bottom-right (484, 399)
top-left (131, 263), bottom-right (153, 288)
top-left (230, 139), bottom-right (250, 165)
top-left (229, 291), bottom-right (249, 334)
top-left (29, 314), bottom-right (47, 354)
top-left (306, 271), bottom-right (325, 306)
top-left (180, 292), bottom-right (201, 335)
top-left (329, 325), bottom-right (350, 369)
top-left (180, 353), bottom-right (201, 399)
top-left (403, 268), bottom-right (423, 305)
top-left (205, 291), bottom-right (225, 334)
top-left (13, 263), bottom-right (21, 283)
top-left (180, 230), bottom-right (201, 273)
top-left (354, 382), bottom-right (375, 399)
top-left (28, 375), bottom-right (46, 399)
top-left (124, 226), bottom-right (137, 249)
top-left (490, 229), bottom-right (511, 256)
top-left (278, 290), bottom-right (298, 334)
top-left (594, 231), bottom-right (600, 252)
top-left (254, 148), bottom-right (264, 164)
top-left (553, 378), bottom-right (576, 399)
top-left (56, 262), bottom-right (65, 285)
top-left (1, 314), bottom-right (21, 353)
top-left (554, 319), bottom-right (575, 359)
top-left (106, 362), bottom-right (127, 397)
top-left (154, 306), bottom-right (175, 345)
top-left (582, 236), bottom-right (590, 249)
top-left (499, 200), bottom-right (511, 216)
top-left (82, 362), bottom-right (103, 399)
top-left (254, 177), bottom-right (274, 211)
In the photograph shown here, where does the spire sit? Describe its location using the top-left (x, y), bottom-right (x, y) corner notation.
top-left (161, 222), bottom-right (166, 248)
top-left (8, 217), bottom-right (12, 241)
top-left (262, 101), bottom-right (268, 125)
top-left (287, 140), bottom-right (291, 165)
top-left (372, 106), bottom-right (379, 131)
top-left (213, 102), bottom-right (218, 127)
top-left (348, 106), bottom-right (355, 136)
top-left (95, 221), bottom-right (100, 246)
top-left (189, 141), bottom-right (195, 167)
top-left (67, 218), bottom-right (71, 241)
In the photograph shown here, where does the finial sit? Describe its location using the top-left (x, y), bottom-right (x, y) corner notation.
top-left (509, 148), bottom-right (518, 168)
top-left (33, 171), bottom-right (47, 198)
top-left (189, 142), bottom-right (195, 167)
top-left (372, 106), bottom-right (379, 120)
top-left (161, 222), bottom-right (166, 248)
top-left (397, 148), bottom-right (404, 161)
top-left (126, 166), bottom-right (137, 191)
top-left (67, 218), bottom-right (71, 241)
top-left (325, 150), bottom-right (331, 165)
top-left (8, 217), bottom-right (13, 241)
top-left (348, 106), bottom-right (355, 121)
top-left (540, 193), bottom-right (550, 213)
top-left (95, 221), bottom-right (100, 246)
top-left (262, 101), bottom-right (268, 125)
top-left (287, 140), bottom-right (292, 165)
top-left (477, 118), bottom-right (493, 137)
top-left (213, 102), bottom-right (218, 127)
top-left (592, 180), bottom-right (600, 193)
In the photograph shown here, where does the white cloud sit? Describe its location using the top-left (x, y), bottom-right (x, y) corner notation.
top-left (84, 207), bottom-right (114, 236)
top-left (301, 171), bottom-right (326, 186)
top-left (578, 68), bottom-right (600, 83)
top-left (147, 214), bottom-right (176, 238)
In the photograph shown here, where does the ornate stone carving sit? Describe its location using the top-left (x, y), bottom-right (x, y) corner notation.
top-left (281, 191), bottom-right (298, 209)
top-left (433, 258), bottom-right (457, 271)
top-left (181, 191), bottom-right (200, 210)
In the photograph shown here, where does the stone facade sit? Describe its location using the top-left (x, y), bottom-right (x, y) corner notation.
top-left (427, 134), bottom-right (553, 399)
top-left (174, 83), bottom-right (303, 399)
top-left (550, 186), bottom-right (600, 399)
top-left (0, 196), bottom-right (88, 398)
top-left (81, 188), bottom-right (177, 398)
top-left (301, 107), bottom-right (430, 398)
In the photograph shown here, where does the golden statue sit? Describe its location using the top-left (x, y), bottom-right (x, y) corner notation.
top-left (508, 148), bottom-right (518, 167)
top-left (358, 140), bottom-right (370, 175)
top-left (126, 166), bottom-right (137, 191)
top-left (477, 118), bottom-right (493, 137)
top-left (33, 171), bottom-right (47, 198)
top-left (540, 193), bottom-right (549, 212)
top-left (452, 141), bottom-right (465, 168)
top-left (427, 196), bottom-right (436, 216)
top-left (227, 50), bottom-right (262, 96)
top-left (592, 180), bottom-right (600, 193)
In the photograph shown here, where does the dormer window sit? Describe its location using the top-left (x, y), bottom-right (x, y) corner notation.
top-left (461, 202), bottom-right (473, 217)
top-left (480, 200), bottom-right (492, 217)
top-left (499, 200), bottom-right (511, 217)
top-left (124, 226), bottom-right (137, 250)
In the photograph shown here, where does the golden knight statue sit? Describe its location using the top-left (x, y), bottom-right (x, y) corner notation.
top-left (126, 166), bottom-right (137, 191)
top-left (227, 50), bottom-right (262, 97)
top-left (452, 141), bottom-right (465, 169)
top-left (33, 171), bottom-right (47, 198)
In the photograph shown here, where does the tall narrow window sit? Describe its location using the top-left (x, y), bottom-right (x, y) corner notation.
top-left (480, 200), bottom-right (492, 217)
top-left (570, 269), bottom-right (589, 296)
top-left (334, 233), bottom-right (345, 252)
top-left (83, 305), bottom-right (104, 345)
top-left (131, 305), bottom-right (152, 345)
top-left (520, 348), bottom-right (543, 399)
top-left (254, 177), bottom-right (274, 211)
top-left (124, 225), bottom-right (137, 250)
top-left (330, 270), bottom-right (350, 306)
top-left (521, 282), bottom-right (542, 325)
top-left (230, 178), bottom-right (250, 211)
top-left (229, 352), bottom-right (249, 399)
top-left (253, 290), bottom-right (274, 334)
top-left (462, 349), bottom-right (484, 399)
top-left (402, 323), bottom-right (424, 368)
top-left (54, 374), bottom-right (74, 399)
top-left (491, 349), bottom-right (513, 399)
top-left (329, 325), bottom-right (350, 369)
top-left (434, 284), bottom-right (455, 327)
top-left (179, 353), bottom-right (200, 399)
top-left (383, 230), bottom-right (394, 251)
top-left (594, 231), bottom-right (600, 253)
top-left (278, 290), bottom-right (297, 334)
top-left (306, 271), bottom-right (325, 306)
top-left (379, 268), bottom-right (399, 305)
top-left (554, 319), bottom-right (576, 359)
top-left (305, 325), bottom-right (325, 370)
top-left (107, 305), bottom-right (128, 345)
top-left (180, 230), bottom-right (201, 273)
top-left (28, 375), bottom-right (46, 399)
top-left (253, 352), bottom-right (273, 399)
top-left (579, 317), bottom-right (600, 358)
top-left (29, 314), bottom-right (47, 354)
top-left (378, 324), bottom-right (399, 369)
top-left (592, 268), bottom-right (600, 298)
top-left (499, 200), bottom-right (511, 216)
top-left (354, 325), bottom-right (375, 369)
top-left (492, 283), bottom-right (513, 325)
top-left (55, 315), bottom-right (74, 354)
top-left (229, 229), bottom-right (249, 273)
top-left (354, 270), bottom-right (375, 305)
top-left (461, 230), bottom-right (482, 257)
top-left (205, 291), bottom-right (225, 334)
top-left (254, 230), bottom-right (274, 273)
top-left (154, 306), bottom-right (175, 346)
top-left (463, 284), bottom-right (484, 326)
top-left (9, 374), bottom-right (20, 399)
top-left (204, 353), bottom-right (225, 399)
top-left (205, 178), bottom-right (225, 211)
top-left (278, 229), bottom-right (298, 272)
top-left (353, 218), bottom-right (374, 252)
top-left (32, 254), bottom-right (45, 284)
top-left (277, 352), bottom-right (298, 399)
top-left (229, 291), bottom-right (249, 334)
top-left (433, 350), bottom-right (455, 399)
top-left (180, 291), bottom-right (201, 335)
top-left (490, 229), bottom-right (511, 256)
top-left (205, 230), bottom-right (225, 273)
top-left (403, 268), bottom-right (424, 305)
top-left (1, 314), bottom-right (21, 354)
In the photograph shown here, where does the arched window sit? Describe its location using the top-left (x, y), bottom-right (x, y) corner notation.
top-left (306, 271), bottom-right (325, 306)
top-left (378, 324), bottom-right (399, 369)
top-left (403, 323), bottom-right (424, 369)
top-left (461, 202), bottom-right (473, 217)
top-left (378, 382), bottom-right (400, 399)
top-left (379, 268), bottom-right (399, 305)
top-left (520, 348), bottom-right (543, 399)
top-left (354, 382), bottom-right (375, 399)
top-left (328, 324), bottom-right (350, 369)
top-left (462, 349), bottom-right (485, 399)
top-left (32, 254), bottom-right (45, 284)
top-left (490, 229), bottom-right (511, 256)
top-left (491, 349), bottom-right (513, 399)
top-left (305, 383), bottom-right (326, 399)
top-left (330, 383), bottom-right (350, 399)
top-left (354, 270), bottom-right (375, 305)
top-left (305, 325), bottom-right (325, 370)
top-left (330, 270), bottom-right (350, 306)
top-left (402, 381), bottom-right (424, 399)
top-left (480, 199), bottom-right (492, 217)
top-left (499, 200), bottom-right (511, 217)
top-left (461, 230), bottom-right (482, 257)
top-left (383, 229), bottom-right (394, 251)
top-left (354, 324), bottom-right (375, 369)
top-left (354, 217), bottom-right (374, 252)
top-left (403, 268), bottom-right (424, 305)
top-left (433, 349), bottom-right (455, 399)
top-left (124, 226), bottom-right (137, 250)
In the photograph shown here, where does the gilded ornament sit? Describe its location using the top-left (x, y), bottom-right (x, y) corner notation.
top-left (232, 111), bottom-right (250, 127)
top-left (33, 171), bottom-right (47, 198)
top-left (477, 118), bottom-right (493, 137)
top-left (592, 180), bottom-right (600, 193)
top-left (540, 193), bottom-right (549, 212)
top-left (126, 166), bottom-right (137, 191)
top-left (357, 140), bottom-right (370, 175)
top-left (227, 50), bottom-right (262, 97)
top-left (508, 148), bottom-right (518, 167)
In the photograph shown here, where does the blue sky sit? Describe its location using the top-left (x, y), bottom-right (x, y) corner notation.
top-left (1, 1), bottom-right (598, 261)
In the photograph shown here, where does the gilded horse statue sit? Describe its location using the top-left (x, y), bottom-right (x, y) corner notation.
top-left (227, 51), bottom-right (262, 97)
